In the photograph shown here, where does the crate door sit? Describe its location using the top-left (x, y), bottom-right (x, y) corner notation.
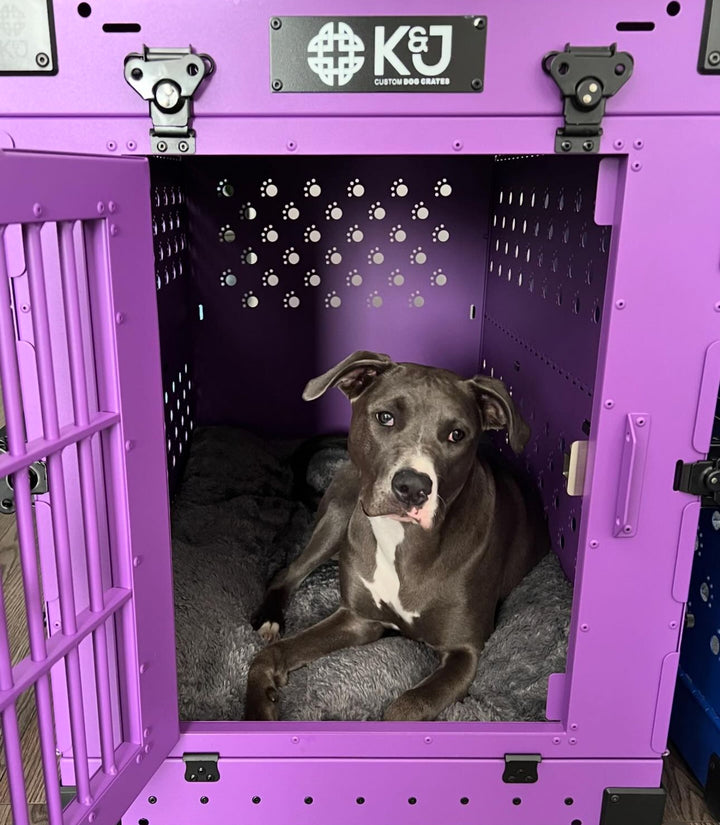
top-left (0, 150), bottom-right (178, 825)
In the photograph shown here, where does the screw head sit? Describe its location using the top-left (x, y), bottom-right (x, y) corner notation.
top-left (32, 202), bottom-right (43, 217)
top-left (613, 138), bottom-right (625, 150)
top-left (157, 141), bottom-right (168, 153)
top-left (252, 796), bottom-right (261, 805)
top-left (582, 140), bottom-right (594, 152)
top-left (200, 796), bottom-right (209, 805)
top-left (108, 201), bottom-right (117, 213)
top-left (148, 796), bottom-right (157, 804)
top-left (270, 17), bottom-right (282, 29)
top-left (106, 140), bottom-right (117, 152)
top-left (271, 79), bottom-right (283, 91)
top-left (35, 52), bottom-right (49, 68)
top-left (126, 140), bottom-right (137, 151)
top-left (709, 51), bottom-right (720, 66)
top-left (452, 139), bottom-right (463, 151)
top-left (611, 794), bottom-right (620, 803)
top-left (471, 78), bottom-right (483, 91)
top-left (110, 224), bottom-right (119, 237)
top-left (97, 201), bottom-right (105, 214)
top-left (178, 141), bottom-right (189, 153)
top-left (560, 140), bottom-right (572, 152)
top-left (473, 17), bottom-right (486, 29)
top-left (131, 67), bottom-right (143, 81)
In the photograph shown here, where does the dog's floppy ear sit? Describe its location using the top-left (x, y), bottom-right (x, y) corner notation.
top-left (467, 375), bottom-right (530, 454)
top-left (303, 351), bottom-right (395, 401)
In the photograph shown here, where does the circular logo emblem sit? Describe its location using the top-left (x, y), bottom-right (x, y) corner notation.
top-left (307, 22), bottom-right (365, 87)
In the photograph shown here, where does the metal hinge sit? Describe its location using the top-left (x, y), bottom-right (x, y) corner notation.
top-left (699, 0), bottom-right (720, 73)
top-left (502, 753), bottom-right (541, 784)
top-left (673, 457), bottom-right (720, 505)
top-left (124, 46), bottom-right (215, 155)
top-left (182, 752), bottom-right (220, 782)
top-left (542, 43), bottom-right (634, 154)
top-left (0, 427), bottom-right (48, 515)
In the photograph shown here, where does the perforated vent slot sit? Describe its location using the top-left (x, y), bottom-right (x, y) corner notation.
top-left (484, 155), bottom-right (611, 576)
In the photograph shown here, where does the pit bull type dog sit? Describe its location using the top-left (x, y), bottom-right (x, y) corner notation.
top-left (245, 351), bottom-right (549, 721)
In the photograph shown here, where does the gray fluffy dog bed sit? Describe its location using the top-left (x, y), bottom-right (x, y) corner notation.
top-left (172, 427), bottom-right (573, 721)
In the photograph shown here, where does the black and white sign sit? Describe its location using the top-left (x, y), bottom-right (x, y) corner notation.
top-left (269, 16), bottom-right (486, 93)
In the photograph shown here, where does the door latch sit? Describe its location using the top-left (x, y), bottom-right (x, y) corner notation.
top-left (0, 427), bottom-right (48, 515)
top-left (673, 457), bottom-right (720, 505)
top-left (542, 43), bottom-right (634, 154)
top-left (124, 46), bottom-right (215, 155)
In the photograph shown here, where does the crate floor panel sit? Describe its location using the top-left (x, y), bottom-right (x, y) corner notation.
top-left (171, 427), bottom-right (572, 722)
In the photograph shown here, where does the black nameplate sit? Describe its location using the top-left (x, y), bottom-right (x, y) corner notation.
top-left (270, 16), bottom-right (486, 93)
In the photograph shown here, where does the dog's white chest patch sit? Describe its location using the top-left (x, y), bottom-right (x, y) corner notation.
top-left (361, 517), bottom-right (420, 624)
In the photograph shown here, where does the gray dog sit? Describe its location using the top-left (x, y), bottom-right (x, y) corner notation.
top-left (245, 351), bottom-right (549, 721)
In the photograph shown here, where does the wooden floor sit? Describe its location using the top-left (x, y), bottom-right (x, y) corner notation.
top-left (0, 393), bottom-right (717, 825)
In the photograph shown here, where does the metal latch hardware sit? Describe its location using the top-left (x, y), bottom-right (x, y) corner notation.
top-left (124, 46), bottom-right (215, 155)
top-left (502, 754), bottom-right (541, 784)
top-left (542, 43), bottom-right (634, 154)
top-left (0, 428), bottom-right (48, 515)
top-left (183, 752), bottom-right (220, 782)
top-left (673, 457), bottom-right (720, 505)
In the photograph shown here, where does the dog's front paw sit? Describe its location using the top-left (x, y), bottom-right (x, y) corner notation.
top-left (382, 691), bottom-right (434, 722)
top-left (251, 590), bottom-right (286, 642)
top-left (244, 650), bottom-right (285, 721)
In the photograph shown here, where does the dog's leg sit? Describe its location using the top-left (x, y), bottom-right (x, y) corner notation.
top-left (245, 607), bottom-right (384, 721)
top-left (382, 647), bottom-right (479, 721)
top-left (252, 503), bottom-right (347, 642)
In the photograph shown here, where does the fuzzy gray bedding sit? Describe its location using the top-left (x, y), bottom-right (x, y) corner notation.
top-left (171, 426), bottom-right (573, 722)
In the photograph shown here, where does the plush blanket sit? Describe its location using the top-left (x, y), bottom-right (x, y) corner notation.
top-left (171, 427), bottom-right (573, 721)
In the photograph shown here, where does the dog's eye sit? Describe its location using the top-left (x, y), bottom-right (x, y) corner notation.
top-left (375, 411), bottom-right (395, 427)
top-left (448, 429), bottom-right (465, 443)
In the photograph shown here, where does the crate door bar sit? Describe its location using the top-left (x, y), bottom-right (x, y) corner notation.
top-left (24, 222), bottom-right (95, 806)
top-left (0, 225), bottom-right (65, 825)
top-left (0, 577), bottom-right (30, 825)
top-left (83, 216), bottom-right (145, 751)
top-left (58, 220), bottom-right (118, 776)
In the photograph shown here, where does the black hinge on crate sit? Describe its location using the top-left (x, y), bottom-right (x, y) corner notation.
top-left (183, 752), bottom-right (220, 782)
top-left (542, 44), bottom-right (634, 154)
top-left (0, 427), bottom-right (48, 515)
top-left (673, 457), bottom-right (720, 505)
top-left (699, 0), bottom-right (720, 73)
top-left (123, 46), bottom-right (215, 156)
top-left (705, 752), bottom-right (720, 820)
top-left (502, 753), bottom-right (541, 783)
top-left (599, 787), bottom-right (666, 825)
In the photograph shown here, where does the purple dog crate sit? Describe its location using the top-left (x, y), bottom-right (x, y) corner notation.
top-left (1, 2), bottom-right (720, 824)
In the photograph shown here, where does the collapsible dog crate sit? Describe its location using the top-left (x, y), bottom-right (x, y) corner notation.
top-left (1, 2), bottom-right (720, 824)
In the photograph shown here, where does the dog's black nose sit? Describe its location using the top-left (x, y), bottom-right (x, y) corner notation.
top-left (391, 469), bottom-right (432, 508)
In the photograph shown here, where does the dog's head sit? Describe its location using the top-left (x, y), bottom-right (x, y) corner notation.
top-left (303, 351), bottom-right (529, 531)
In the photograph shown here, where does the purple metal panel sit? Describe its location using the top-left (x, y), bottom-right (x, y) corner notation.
top-left (185, 155), bottom-right (489, 435)
top-left (483, 154), bottom-right (609, 577)
top-left (564, 119), bottom-right (720, 758)
top-left (0, 151), bottom-right (179, 825)
top-left (124, 752), bottom-right (662, 825)
top-left (149, 159), bottom-right (196, 497)
top-left (0, 0), bottom-right (715, 127)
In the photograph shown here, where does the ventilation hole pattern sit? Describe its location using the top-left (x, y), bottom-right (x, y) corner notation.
top-left (483, 156), bottom-right (610, 574)
top-left (152, 183), bottom-right (190, 292)
top-left (201, 160), bottom-right (479, 312)
top-left (163, 363), bottom-right (194, 481)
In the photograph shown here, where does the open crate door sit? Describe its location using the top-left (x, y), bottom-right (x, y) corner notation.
top-left (0, 150), bottom-right (178, 825)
